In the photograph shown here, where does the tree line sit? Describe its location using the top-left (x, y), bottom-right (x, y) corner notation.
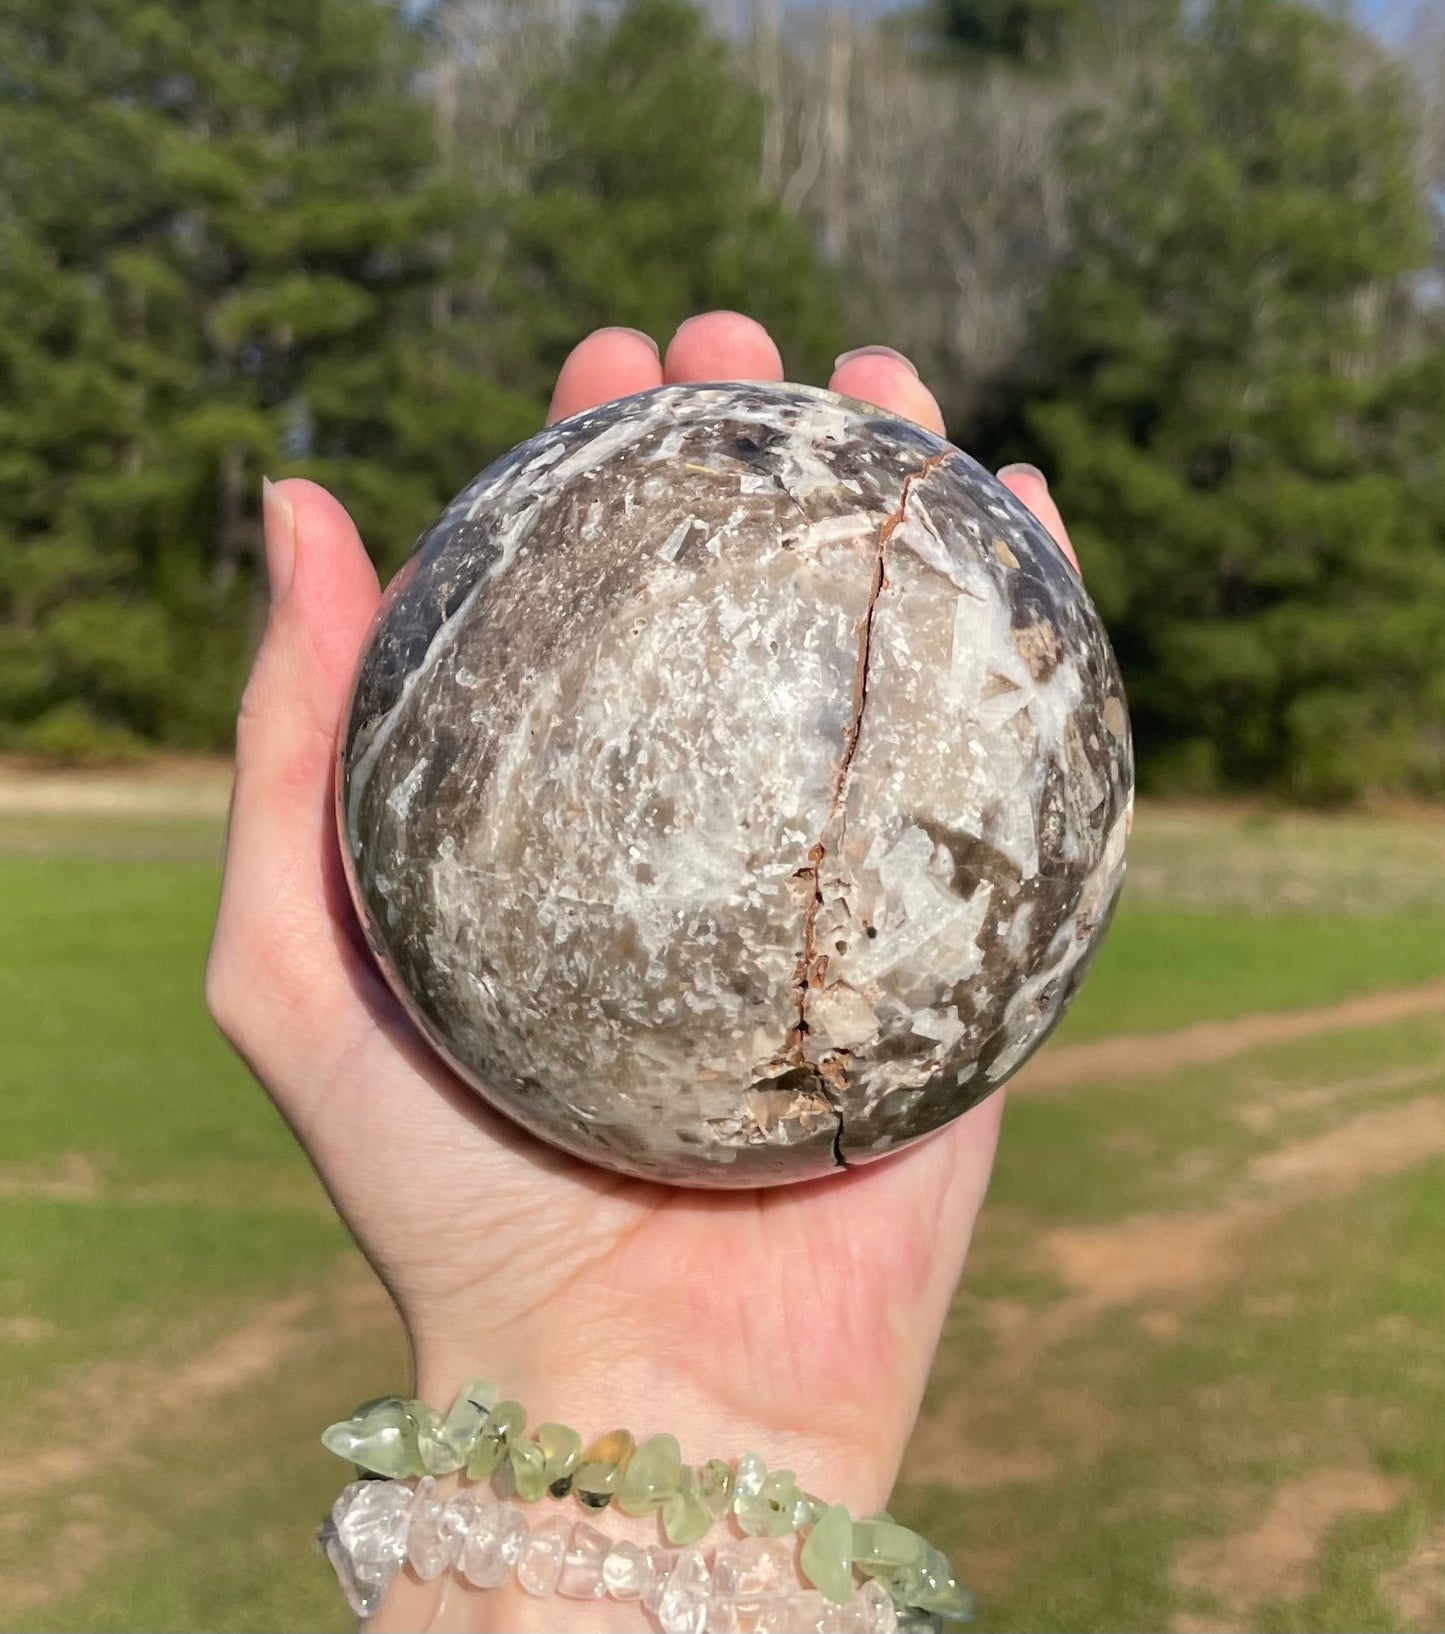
top-left (1, 0), bottom-right (1442, 800)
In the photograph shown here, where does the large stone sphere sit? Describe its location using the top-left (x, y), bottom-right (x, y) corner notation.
top-left (338, 383), bottom-right (1132, 1187)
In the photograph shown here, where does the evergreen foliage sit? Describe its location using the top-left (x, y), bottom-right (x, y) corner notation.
top-left (0, 0), bottom-right (1441, 801)
top-left (1016, 0), bottom-right (1445, 800)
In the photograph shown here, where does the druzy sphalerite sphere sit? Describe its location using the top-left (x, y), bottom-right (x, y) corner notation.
top-left (340, 383), bottom-right (1132, 1187)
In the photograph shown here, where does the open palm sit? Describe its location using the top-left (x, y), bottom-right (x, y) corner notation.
top-left (207, 313), bottom-right (1077, 1627)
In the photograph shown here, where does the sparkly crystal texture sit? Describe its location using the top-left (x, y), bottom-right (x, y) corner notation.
top-left (558, 1520), bottom-right (610, 1598)
top-left (603, 1537), bottom-right (653, 1600)
top-left (708, 1537), bottom-right (790, 1634)
top-left (336, 1478), bottom-right (412, 1572)
top-left (321, 1396), bottom-right (419, 1478)
top-left (317, 1481), bottom-right (397, 1619)
top-left (713, 1537), bottom-right (795, 1618)
top-left (734, 1451), bottom-right (766, 1502)
top-left (643, 1545), bottom-right (679, 1613)
top-left (802, 1503), bottom-right (855, 1604)
top-left (658, 1545), bottom-right (711, 1634)
top-left (755, 1590), bottom-right (829, 1632)
top-left (405, 1477), bottom-right (456, 1580)
top-left (460, 1500), bottom-right (528, 1588)
top-left (516, 1513), bottom-right (570, 1596)
top-left (860, 1578), bottom-right (901, 1633)
top-left (736, 1469), bottom-right (799, 1538)
top-left (821, 1596), bottom-right (870, 1632)
top-left (895, 1544), bottom-right (974, 1622)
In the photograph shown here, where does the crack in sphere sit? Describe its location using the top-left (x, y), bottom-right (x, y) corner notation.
top-left (338, 383), bottom-right (1135, 1188)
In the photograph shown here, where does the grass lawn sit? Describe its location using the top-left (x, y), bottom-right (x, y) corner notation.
top-left (1, 798), bottom-right (1443, 1631)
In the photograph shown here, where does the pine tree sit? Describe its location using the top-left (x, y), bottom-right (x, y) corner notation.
top-left (0, 0), bottom-right (512, 751)
top-left (507, 0), bottom-right (845, 394)
top-left (1017, 0), bottom-right (1445, 799)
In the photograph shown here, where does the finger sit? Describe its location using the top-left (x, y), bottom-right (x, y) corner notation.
top-left (547, 327), bottom-right (663, 425)
top-left (829, 346), bottom-right (946, 439)
top-left (664, 310), bottom-right (784, 384)
top-left (209, 479), bottom-right (381, 1036)
top-left (997, 463), bottom-right (1079, 572)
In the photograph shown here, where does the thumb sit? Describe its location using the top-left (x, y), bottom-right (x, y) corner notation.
top-left (208, 479), bottom-right (382, 1055)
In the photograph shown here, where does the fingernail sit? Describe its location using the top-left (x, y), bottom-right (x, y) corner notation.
top-left (998, 462), bottom-right (1048, 488)
top-left (673, 310), bottom-right (746, 335)
top-left (261, 477), bottom-right (296, 604)
top-left (603, 326), bottom-right (660, 358)
top-left (834, 345), bottom-right (919, 377)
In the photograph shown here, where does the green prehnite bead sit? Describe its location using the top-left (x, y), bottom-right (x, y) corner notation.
top-left (491, 1400), bottom-right (526, 1441)
top-left (463, 1397), bottom-right (523, 1481)
top-left (536, 1422), bottom-right (583, 1486)
top-left (321, 1396), bottom-right (421, 1478)
top-left (736, 1469), bottom-right (799, 1538)
top-left (574, 1429), bottom-right (635, 1508)
top-left (508, 1435), bottom-right (548, 1501)
top-left (791, 1491), bottom-right (826, 1530)
top-left (696, 1459), bottom-right (735, 1521)
top-left (616, 1433), bottom-right (682, 1516)
top-left (466, 1431), bottom-right (504, 1480)
top-left (800, 1503), bottom-right (855, 1605)
top-left (413, 1402), bottom-right (465, 1475)
top-left (661, 1467), bottom-right (712, 1546)
top-left (852, 1519), bottom-right (925, 1572)
top-left (913, 1545), bottom-right (975, 1621)
top-left (441, 1379), bottom-right (498, 1461)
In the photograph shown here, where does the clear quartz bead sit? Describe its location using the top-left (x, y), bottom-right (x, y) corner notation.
top-left (712, 1537), bottom-right (795, 1618)
top-left (733, 1451), bottom-right (766, 1503)
top-left (516, 1514), bottom-right (570, 1597)
top-left (336, 1479), bottom-right (413, 1573)
top-left (658, 1545), bottom-right (712, 1634)
top-left (755, 1593), bottom-right (810, 1633)
top-left (406, 1477), bottom-right (457, 1581)
top-left (820, 1594), bottom-right (870, 1632)
top-left (860, 1579), bottom-right (900, 1634)
top-left (461, 1500), bottom-right (528, 1588)
top-left (603, 1538), bottom-right (653, 1600)
top-left (318, 1483), bottom-right (395, 1620)
top-left (705, 1589), bottom-right (743, 1634)
top-left (437, 1490), bottom-right (481, 1564)
top-left (643, 1545), bottom-right (679, 1613)
top-left (558, 1520), bottom-right (610, 1599)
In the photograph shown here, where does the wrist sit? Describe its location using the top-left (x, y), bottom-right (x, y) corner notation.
top-left (410, 1345), bottom-right (900, 1514)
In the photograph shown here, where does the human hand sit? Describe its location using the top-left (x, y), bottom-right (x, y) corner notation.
top-left (206, 311), bottom-right (1079, 1631)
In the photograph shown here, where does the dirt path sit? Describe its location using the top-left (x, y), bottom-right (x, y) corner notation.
top-left (1015, 978), bottom-right (1445, 1094)
top-left (5, 1265), bottom-right (395, 1617)
top-left (0, 759), bottom-right (232, 816)
top-left (906, 1087), bottom-right (1445, 1491)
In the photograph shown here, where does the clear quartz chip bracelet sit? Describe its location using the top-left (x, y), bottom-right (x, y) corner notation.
top-left (319, 1381), bottom-right (974, 1628)
top-left (317, 1475), bottom-right (930, 1632)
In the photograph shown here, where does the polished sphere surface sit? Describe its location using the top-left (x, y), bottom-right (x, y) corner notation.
top-left (339, 383), bottom-right (1133, 1187)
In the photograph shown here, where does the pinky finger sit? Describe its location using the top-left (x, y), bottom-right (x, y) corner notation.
top-left (997, 463), bottom-right (1079, 574)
